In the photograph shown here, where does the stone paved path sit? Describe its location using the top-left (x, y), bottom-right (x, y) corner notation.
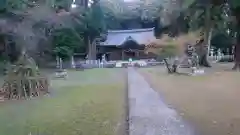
top-left (128, 68), bottom-right (196, 135)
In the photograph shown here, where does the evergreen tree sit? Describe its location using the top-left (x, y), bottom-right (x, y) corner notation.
top-left (84, 0), bottom-right (107, 60)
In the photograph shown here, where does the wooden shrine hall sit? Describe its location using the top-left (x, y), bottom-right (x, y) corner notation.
top-left (98, 28), bottom-right (157, 61)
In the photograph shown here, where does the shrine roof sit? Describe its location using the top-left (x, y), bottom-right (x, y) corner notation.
top-left (99, 28), bottom-right (156, 46)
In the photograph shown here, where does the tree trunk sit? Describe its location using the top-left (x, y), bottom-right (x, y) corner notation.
top-left (232, 29), bottom-right (240, 71)
top-left (199, 30), bottom-right (212, 67)
top-left (87, 36), bottom-right (98, 60)
top-left (199, 53), bottom-right (210, 66)
top-left (199, 4), bottom-right (212, 67)
top-left (87, 37), bottom-right (92, 60)
top-left (232, 7), bottom-right (240, 71)
top-left (85, 34), bottom-right (93, 60)
top-left (232, 44), bottom-right (240, 70)
top-left (92, 39), bottom-right (97, 60)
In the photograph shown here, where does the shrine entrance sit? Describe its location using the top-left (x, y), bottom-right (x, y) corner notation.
top-left (124, 50), bottom-right (135, 57)
top-left (122, 49), bottom-right (136, 60)
top-left (119, 36), bottom-right (144, 60)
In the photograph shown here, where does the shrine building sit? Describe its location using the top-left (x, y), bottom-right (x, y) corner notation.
top-left (98, 28), bottom-right (157, 61)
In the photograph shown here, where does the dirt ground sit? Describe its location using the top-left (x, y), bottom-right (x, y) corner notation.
top-left (139, 63), bottom-right (240, 135)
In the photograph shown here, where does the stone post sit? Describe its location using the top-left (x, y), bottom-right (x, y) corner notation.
top-left (217, 49), bottom-right (222, 61)
top-left (71, 56), bottom-right (76, 69)
top-left (56, 55), bottom-right (60, 69)
top-left (59, 57), bottom-right (63, 69)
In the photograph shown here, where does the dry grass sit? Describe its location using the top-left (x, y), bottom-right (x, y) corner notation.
top-left (139, 64), bottom-right (240, 135)
top-left (145, 30), bottom-right (202, 55)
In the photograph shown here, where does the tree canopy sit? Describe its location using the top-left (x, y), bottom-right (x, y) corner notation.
top-left (1, 0), bottom-right (240, 63)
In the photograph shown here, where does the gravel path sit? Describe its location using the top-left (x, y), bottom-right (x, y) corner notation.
top-left (128, 67), bottom-right (196, 135)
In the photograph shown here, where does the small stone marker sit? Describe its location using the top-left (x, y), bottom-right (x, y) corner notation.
top-left (190, 67), bottom-right (205, 76)
top-left (0, 97), bottom-right (4, 102)
top-left (0, 88), bottom-right (4, 102)
top-left (115, 62), bottom-right (122, 68)
top-left (55, 69), bottom-right (68, 79)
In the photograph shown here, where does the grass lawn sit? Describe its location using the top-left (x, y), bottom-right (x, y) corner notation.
top-left (139, 64), bottom-right (240, 135)
top-left (0, 68), bottom-right (127, 135)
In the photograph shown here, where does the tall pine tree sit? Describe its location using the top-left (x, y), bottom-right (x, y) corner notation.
top-left (85, 0), bottom-right (106, 60)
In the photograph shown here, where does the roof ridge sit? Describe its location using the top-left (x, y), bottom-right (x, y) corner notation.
top-left (108, 27), bottom-right (155, 33)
